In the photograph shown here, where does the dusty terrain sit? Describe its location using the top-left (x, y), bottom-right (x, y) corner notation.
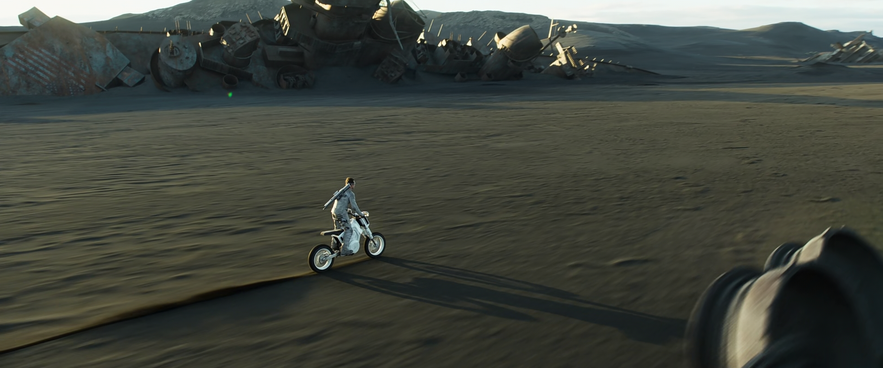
top-left (0, 75), bottom-right (882, 367)
top-left (2, 2), bottom-right (883, 367)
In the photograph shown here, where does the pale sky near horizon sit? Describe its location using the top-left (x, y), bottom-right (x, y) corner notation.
top-left (1, 0), bottom-right (881, 32)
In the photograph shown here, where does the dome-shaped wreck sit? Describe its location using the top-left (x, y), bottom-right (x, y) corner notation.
top-left (495, 25), bottom-right (543, 62)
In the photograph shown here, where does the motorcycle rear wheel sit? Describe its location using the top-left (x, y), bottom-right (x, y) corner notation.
top-left (309, 244), bottom-right (335, 273)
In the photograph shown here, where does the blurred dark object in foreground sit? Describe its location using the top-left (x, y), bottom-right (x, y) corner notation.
top-left (687, 227), bottom-right (883, 368)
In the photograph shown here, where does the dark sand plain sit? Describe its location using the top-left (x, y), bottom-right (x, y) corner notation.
top-left (2, 13), bottom-right (883, 367)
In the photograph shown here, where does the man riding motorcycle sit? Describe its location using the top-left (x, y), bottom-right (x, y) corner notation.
top-left (330, 177), bottom-right (363, 255)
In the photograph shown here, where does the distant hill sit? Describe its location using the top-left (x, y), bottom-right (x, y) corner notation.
top-left (61, 0), bottom-right (289, 32)
top-left (742, 21), bottom-right (874, 52)
top-left (141, 0), bottom-right (289, 22)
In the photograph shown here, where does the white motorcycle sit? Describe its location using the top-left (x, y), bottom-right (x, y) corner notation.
top-left (308, 209), bottom-right (386, 273)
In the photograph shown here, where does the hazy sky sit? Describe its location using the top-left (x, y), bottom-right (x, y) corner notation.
top-left (2, 0), bottom-right (882, 32)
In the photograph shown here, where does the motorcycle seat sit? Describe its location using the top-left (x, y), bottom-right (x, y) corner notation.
top-left (321, 229), bottom-right (345, 236)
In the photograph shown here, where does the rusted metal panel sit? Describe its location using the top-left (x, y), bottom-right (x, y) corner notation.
top-left (0, 32), bottom-right (27, 48)
top-left (0, 16), bottom-right (132, 96)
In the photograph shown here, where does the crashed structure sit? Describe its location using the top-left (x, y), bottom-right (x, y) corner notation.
top-left (148, 0), bottom-right (427, 89)
top-left (0, 7), bottom-right (144, 96)
top-left (0, 3), bottom-right (660, 96)
top-left (802, 32), bottom-right (883, 65)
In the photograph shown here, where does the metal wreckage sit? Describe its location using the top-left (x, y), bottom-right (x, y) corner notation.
top-left (0, 1), bottom-right (657, 97)
top-left (801, 32), bottom-right (883, 65)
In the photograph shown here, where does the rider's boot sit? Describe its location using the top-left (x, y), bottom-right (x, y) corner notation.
top-left (340, 245), bottom-right (353, 256)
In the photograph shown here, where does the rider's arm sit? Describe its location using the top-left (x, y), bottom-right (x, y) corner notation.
top-left (349, 191), bottom-right (363, 216)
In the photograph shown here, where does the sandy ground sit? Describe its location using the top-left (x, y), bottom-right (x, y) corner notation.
top-left (0, 71), bottom-right (881, 367)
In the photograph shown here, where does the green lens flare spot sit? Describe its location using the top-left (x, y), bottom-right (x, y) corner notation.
top-left (228, 92), bottom-right (233, 98)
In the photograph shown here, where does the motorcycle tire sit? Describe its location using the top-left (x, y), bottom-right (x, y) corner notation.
top-left (309, 244), bottom-right (335, 273)
top-left (364, 233), bottom-right (386, 258)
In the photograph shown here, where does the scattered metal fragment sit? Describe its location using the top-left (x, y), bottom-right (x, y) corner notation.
top-left (590, 58), bottom-right (660, 76)
top-left (374, 50), bottom-right (408, 83)
top-left (538, 23), bottom-right (578, 55)
top-left (802, 32), bottom-right (883, 65)
top-left (542, 42), bottom-right (591, 79)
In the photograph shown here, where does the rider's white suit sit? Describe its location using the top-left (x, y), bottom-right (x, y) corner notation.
top-left (331, 187), bottom-right (362, 253)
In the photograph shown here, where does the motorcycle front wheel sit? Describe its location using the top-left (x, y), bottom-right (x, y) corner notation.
top-left (309, 244), bottom-right (335, 273)
top-left (364, 233), bottom-right (386, 258)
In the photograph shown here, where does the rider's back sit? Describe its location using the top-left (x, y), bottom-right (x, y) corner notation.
top-left (332, 189), bottom-right (359, 218)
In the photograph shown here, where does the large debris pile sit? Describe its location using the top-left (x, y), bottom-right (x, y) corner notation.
top-left (150, 0), bottom-right (428, 90)
top-left (802, 32), bottom-right (883, 65)
top-left (0, 2), bottom-right (660, 96)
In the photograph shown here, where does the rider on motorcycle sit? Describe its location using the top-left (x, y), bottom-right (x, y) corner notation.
top-left (331, 177), bottom-right (363, 255)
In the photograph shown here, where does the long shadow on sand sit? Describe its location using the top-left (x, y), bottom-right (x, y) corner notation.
top-left (327, 257), bottom-right (686, 345)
